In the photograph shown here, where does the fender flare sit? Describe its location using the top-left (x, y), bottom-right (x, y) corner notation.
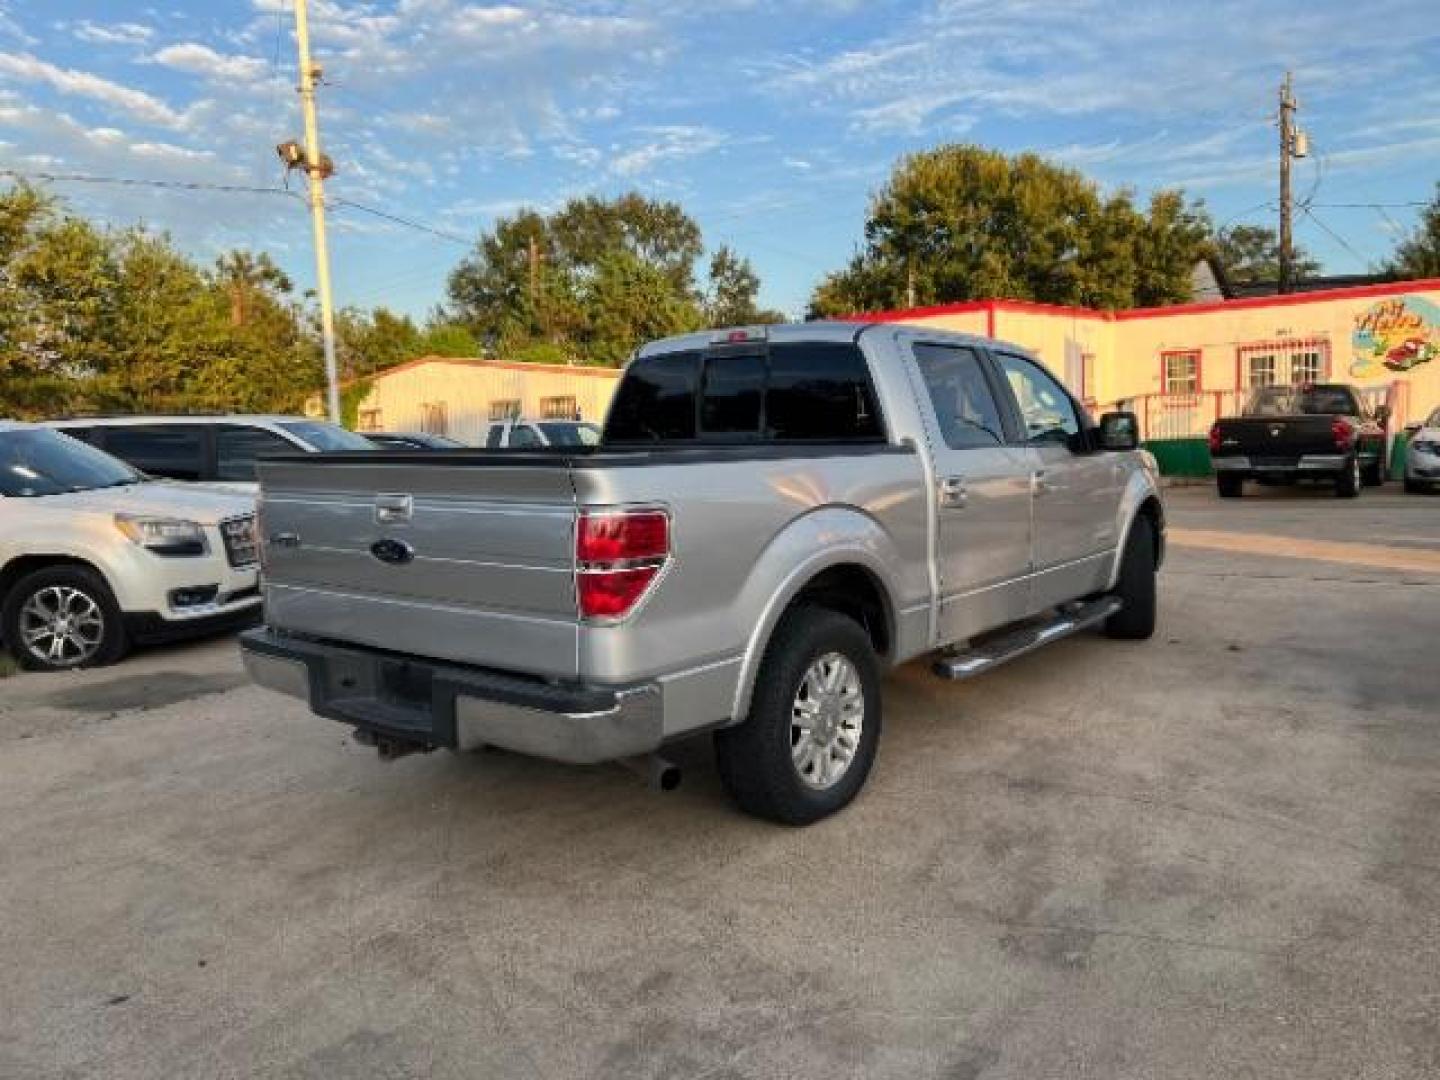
top-left (1107, 475), bottom-right (1165, 590)
top-left (728, 507), bottom-right (906, 722)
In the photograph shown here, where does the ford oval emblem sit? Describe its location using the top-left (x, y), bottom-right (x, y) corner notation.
top-left (370, 538), bottom-right (415, 565)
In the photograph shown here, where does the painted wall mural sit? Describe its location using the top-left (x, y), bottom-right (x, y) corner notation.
top-left (1352, 295), bottom-right (1440, 377)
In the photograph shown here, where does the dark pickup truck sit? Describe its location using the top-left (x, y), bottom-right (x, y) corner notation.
top-left (1208, 384), bottom-right (1389, 499)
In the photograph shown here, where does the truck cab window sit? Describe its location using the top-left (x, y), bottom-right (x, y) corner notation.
top-left (995, 354), bottom-right (1081, 446)
top-left (604, 351), bottom-right (701, 442)
top-left (913, 344), bottom-right (1006, 449)
top-left (766, 343), bottom-right (883, 441)
top-left (701, 352), bottom-right (764, 436)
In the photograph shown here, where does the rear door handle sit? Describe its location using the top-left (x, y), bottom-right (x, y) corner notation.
top-left (939, 476), bottom-right (968, 508)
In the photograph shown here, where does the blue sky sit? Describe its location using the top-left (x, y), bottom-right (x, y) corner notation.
top-left (1, 0), bottom-right (1438, 321)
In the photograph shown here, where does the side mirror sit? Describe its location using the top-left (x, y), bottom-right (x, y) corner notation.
top-left (1098, 411), bottom-right (1140, 452)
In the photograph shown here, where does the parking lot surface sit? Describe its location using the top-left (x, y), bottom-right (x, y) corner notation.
top-left (2, 487), bottom-right (1437, 1079)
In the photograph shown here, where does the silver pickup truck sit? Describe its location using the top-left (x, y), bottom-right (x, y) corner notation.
top-left (241, 322), bottom-right (1164, 824)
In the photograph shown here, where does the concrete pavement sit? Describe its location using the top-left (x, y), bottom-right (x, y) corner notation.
top-left (2, 486), bottom-right (1437, 1079)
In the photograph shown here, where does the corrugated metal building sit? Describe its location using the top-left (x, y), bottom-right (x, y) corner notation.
top-left (335, 357), bottom-right (623, 445)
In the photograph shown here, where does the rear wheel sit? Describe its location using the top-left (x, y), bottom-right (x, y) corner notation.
top-left (1, 566), bottom-right (128, 672)
top-left (1363, 458), bottom-right (1385, 486)
top-left (1335, 456), bottom-right (1362, 499)
top-left (1217, 473), bottom-right (1243, 498)
top-left (1105, 515), bottom-right (1157, 641)
top-left (714, 605), bottom-right (881, 825)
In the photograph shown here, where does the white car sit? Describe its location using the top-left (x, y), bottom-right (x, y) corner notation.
top-left (1404, 406), bottom-right (1440, 494)
top-left (0, 422), bottom-right (261, 671)
top-left (480, 418), bottom-right (601, 449)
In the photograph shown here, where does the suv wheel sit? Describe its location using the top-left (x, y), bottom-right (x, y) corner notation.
top-left (1216, 473), bottom-right (1243, 498)
top-left (1105, 515), bottom-right (1157, 640)
top-left (1335, 456), bottom-right (1362, 499)
top-left (2, 566), bottom-right (128, 671)
top-left (1363, 458), bottom-right (1385, 486)
top-left (715, 605), bottom-right (881, 825)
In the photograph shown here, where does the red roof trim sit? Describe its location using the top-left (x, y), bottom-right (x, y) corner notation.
top-left (1115, 277), bottom-right (1440, 320)
top-left (853, 277), bottom-right (1440, 326)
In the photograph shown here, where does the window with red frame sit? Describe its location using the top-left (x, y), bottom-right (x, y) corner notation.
top-left (1161, 350), bottom-right (1200, 394)
top-left (1238, 340), bottom-right (1330, 389)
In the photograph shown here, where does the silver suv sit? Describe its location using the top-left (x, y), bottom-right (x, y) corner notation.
top-left (46, 415), bottom-right (375, 490)
top-left (0, 423), bottom-right (260, 670)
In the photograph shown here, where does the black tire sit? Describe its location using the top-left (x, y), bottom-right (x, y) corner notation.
top-left (1363, 459), bottom-right (1385, 487)
top-left (1, 565), bottom-right (128, 672)
top-left (1105, 515), bottom-right (1157, 641)
top-left (1404, 477), bottom-right (1426, 494)
top-left (1335, 456), bottom-right (1361, 499)
top-left (714, 605), bottom-right (881, 825)
top-left (1216, 473), bottom-right (1243, 498)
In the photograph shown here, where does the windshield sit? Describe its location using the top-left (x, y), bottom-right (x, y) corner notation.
top-left (276, 421), bottom-right (375, 451)
top-left (539, 422), bottom-right (601, 446)
top-left (1245, 386), bottom-right (1356, 416)
top-left (0, 428), bottom-right (143, 497)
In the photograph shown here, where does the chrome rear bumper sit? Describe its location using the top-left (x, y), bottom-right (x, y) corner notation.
top-left (240, 627), bottom-right (663, 764)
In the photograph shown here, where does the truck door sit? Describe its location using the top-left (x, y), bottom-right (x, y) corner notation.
top-left (991, 351), bottom-right (1118, 611)
top-left (910, 342), bottom-right (1035, 644)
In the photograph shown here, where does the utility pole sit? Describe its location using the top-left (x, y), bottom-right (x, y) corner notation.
top-left (293, 0), bottom-right (341, 424)
top-left (1278, 71), bottom-right (1297, 295)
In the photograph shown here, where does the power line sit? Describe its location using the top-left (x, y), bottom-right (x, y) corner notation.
top-left (327, 195), bottom-right (473, 246)
top-left (1299, 205), bottom-right (1372, 265)
top-left (0, 168), bottom-right (303, 200)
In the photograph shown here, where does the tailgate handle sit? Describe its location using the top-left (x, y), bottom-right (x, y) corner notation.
top-left (375, 493), bottom-right (413, 524)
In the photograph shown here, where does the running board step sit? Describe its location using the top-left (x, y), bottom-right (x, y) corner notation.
top-left (932, 597), bottom-right (1122, 681)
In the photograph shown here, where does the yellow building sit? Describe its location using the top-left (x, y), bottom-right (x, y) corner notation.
top-left (875, 278), bottom-right (1440, 466)
top-left (334, 357), bottom-right (622, 445)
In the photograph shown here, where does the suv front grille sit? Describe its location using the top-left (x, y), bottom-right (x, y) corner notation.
top-left (221, 515), bottom-right (260, 568)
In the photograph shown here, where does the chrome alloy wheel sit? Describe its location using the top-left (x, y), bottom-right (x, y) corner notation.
top-left (19, 585), bottom-right (105, 667)
top-left (790, 651), bottom-right (865, 790)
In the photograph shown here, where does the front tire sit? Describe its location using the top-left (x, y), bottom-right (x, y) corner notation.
top-left (714, 605), bottom-right (881, 825)
top-left (1, 565), bottom-right (128, 672)
top-left (1404, 476), bottom-right (1427, 494)
top-left (1335, 456), bottom-right (1361, 498)
top-left (1105, 515), bottom-right (1157, 640)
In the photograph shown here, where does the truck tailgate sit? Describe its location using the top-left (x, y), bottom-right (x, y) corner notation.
top-left (257, 455), bottom-right (580, 678)
top-left (1215, 415), bottom-right (1334, 458)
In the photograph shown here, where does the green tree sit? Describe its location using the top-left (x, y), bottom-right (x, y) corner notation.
top-left (1212, 223), bottom-right (1321, 288)
top-left (703, 246), bottom-right (784, 326)
top-left (1384, 181), bottom-right (1440, 279)
top-left (578, 250), bottom-right (704, 367)
top-left (808, 145), bottom-right (1211, 316)
top-left (447, 193), bottom-right (746, 365)
top-left (416, 320), bottom-right (478, 358)
top-left (214, 250), bottom-right (292, 327)
top-left (335, 306), bottom-right (421, 378)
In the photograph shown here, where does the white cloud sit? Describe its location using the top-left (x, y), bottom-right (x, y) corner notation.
top-left (0, 52), bottom-right (182, 128)
top-left (153, 43), bottom-right (268, 84)
top-left (70, 20), bottom-right (155, 46)
top-left (610, 125), bottom-right (726, 176)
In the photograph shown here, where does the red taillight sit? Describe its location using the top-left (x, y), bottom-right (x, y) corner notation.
top-left (1332, 416), bottom-right (1354, 451)
top-left (577, 511), bottom-right (668, 562)
top-left (1207, 422), bottom-right (1222, 454)
top-left (576, 510), bottom-right (669, 619)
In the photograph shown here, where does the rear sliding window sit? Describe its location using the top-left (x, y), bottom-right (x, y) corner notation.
top-left (604, 343), bottom-right (884, 443)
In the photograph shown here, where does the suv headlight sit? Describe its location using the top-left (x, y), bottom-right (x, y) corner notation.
top-left (114, 515), bottom-right (209, 556)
